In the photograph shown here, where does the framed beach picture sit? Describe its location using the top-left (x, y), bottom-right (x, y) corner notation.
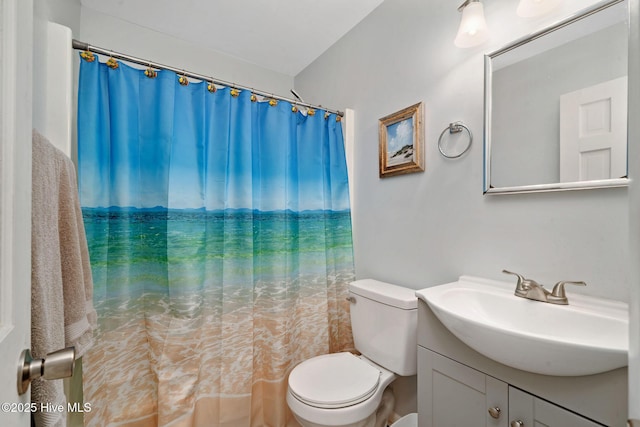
top-left (378, 102), bottom-right (424, 178)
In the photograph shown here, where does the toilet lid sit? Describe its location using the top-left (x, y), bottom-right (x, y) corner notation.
top-left (288, 352), bottom-right (381, 409)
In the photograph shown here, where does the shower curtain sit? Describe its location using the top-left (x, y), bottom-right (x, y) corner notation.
top-left (77, 57), bottom-right (355, 427)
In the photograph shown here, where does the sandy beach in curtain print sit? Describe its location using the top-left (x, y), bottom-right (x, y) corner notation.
top-left (81, 208), bottom-right (355, 427)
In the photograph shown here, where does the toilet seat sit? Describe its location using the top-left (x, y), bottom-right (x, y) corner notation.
top-left (288, 352), bottom-right (381, 409)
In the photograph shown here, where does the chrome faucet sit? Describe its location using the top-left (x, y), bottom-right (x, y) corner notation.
top-left (502, 270), bottom-right (586, 305)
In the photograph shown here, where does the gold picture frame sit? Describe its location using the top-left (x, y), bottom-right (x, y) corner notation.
top-left (378, 102), bottom-right (424, 178)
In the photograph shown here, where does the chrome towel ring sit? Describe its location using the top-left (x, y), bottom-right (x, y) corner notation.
top-left (438, 121), bottom-right (472, 159)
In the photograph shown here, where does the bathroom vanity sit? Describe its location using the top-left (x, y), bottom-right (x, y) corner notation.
top-left (416, 282), bottom-right (628, 427)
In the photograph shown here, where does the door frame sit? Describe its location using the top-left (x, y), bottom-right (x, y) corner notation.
top-left (628, 0), bottom-right (640, 422)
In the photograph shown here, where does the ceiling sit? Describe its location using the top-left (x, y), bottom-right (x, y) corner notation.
top-left (80, 0), bottom-right (386, 76)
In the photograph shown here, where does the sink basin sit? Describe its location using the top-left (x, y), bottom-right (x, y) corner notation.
top-left (416, 276), bottom-right (628, 376)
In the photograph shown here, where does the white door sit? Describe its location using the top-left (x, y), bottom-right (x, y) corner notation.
top-left (0, 0), bottom-right (33, 425)
top-left (560, 76), bottom-right (628, 182)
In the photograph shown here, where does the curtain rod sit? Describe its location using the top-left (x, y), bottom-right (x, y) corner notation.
top-left (71, 39), bottom-right (344, 117)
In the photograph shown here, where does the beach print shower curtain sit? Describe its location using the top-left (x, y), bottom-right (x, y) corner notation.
top-left (77, 56), bottom-right (355, 427)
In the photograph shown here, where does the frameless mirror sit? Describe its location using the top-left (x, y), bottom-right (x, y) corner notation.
top-left (484, 0), bottom-right (629, 194)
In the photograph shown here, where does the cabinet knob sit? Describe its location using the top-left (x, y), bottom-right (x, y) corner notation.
top-left (510, 421), bottom-right (524, 427)
top-left (488, 407), bottom-right (501, 419)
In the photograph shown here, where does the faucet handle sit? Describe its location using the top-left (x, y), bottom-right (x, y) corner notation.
top-left (549, 280), bottom-right (586, 305)
top-left (502, 269), bottom-right (528, 288)
top-left (503, 269), bottom-right (535, 295)
top-left (502, 269), bottom-right (524, 282)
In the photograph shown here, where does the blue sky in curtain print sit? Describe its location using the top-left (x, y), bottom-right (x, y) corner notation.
top-left (78, 60), bottom-right (350, 213)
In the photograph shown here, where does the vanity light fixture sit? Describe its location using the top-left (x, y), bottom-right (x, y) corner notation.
top-left (454, 0), bottom-right (490, 48)
top-left (516, 0), bottom-right (562, 17)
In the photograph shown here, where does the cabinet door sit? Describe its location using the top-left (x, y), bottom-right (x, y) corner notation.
top-left (418, 347), bottom-right (508, 427)
top-left (508, 387), bottom-right (603, 427)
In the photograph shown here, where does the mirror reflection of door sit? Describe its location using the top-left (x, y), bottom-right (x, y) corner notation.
top-left (560, 76), bottom-right (627, 182)
top-left (484, 0), bottom-right (629, 193)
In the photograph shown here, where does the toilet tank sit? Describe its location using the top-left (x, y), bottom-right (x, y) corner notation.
top-left (349, 279), bottom-right (417, 376)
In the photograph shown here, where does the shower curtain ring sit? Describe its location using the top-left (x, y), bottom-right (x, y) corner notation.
top-left (178, 71), bottom-right (189, 86)
top-left (80, 50), bottom-right (95, 62)
top-left (106, 51), bottom-right (119, 69)
top-left (144, 63), bottom-right (157, 78)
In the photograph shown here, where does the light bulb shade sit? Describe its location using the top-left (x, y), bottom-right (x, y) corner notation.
top-left (454, 2), bottom-right (489, 48)
top-left (517, 0), bottom-right (562, 18)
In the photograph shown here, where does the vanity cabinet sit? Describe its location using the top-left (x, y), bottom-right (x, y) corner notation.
top-left (418, 347), bottom-right (507, 427)
top-left (509, 386), bottom-right (602, 427)
top-left (418, 348), bottom-right (604, 427)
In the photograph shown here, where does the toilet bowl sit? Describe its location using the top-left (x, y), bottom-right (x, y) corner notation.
top-left (287, 352), bottom-right (396, 427)
top-left (287, 279), bottom-right (418, 427)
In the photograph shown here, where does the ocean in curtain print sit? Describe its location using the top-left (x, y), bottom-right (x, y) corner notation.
top-left (82, 207), bottom-right (355, 427)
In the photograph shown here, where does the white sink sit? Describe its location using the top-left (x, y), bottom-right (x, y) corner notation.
top-left (416, 276), bottom-right (629, 376)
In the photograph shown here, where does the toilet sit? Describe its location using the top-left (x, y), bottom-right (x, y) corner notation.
top-left (287, 279), bottom-right (418, 427)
